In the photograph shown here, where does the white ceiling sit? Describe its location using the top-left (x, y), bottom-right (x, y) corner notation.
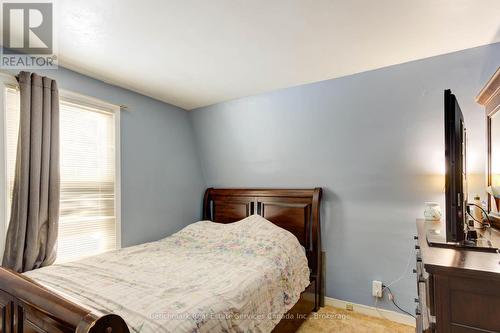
top-left (55, 0), bottom-right (500, 110)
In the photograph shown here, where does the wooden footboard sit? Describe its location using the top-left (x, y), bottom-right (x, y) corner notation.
top-left (0, 267), bottom-right (129, 333)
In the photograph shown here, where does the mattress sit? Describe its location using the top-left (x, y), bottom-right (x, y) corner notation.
top-left (25, 214), bottom-right (310, 333)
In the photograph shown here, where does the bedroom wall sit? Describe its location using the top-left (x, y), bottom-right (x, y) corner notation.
top-left (0, 66), bottom-right (206, 247)
top-left (189, 42), bottom-right (500, 312)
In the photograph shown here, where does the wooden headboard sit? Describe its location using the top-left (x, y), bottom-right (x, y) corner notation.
top-left (202, 188), bottom-right (323, 298)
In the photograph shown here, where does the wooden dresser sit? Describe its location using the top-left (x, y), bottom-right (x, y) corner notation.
top-left (415, 219), bottom-right (500, 333)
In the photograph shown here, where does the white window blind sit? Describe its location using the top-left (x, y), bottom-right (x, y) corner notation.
top-left (5, 88), bottom-right (20, 220)
top-left (5, 88), bottom-right (119, 263)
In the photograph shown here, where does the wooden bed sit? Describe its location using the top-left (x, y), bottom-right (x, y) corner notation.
top-left (0, 187), bottom-right (323, 333)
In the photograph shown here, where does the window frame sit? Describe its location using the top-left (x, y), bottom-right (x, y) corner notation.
top-left (0, 73), bottom-right (18, 260)
top-left (0, 73), bottom-right (122, 260)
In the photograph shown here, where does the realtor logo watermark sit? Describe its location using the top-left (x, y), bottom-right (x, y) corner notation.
top-left (1, 0), bottom-right (57, 69)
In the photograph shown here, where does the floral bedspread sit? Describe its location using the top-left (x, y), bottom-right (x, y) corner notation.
top-left (25, 215), bottom-right (310, 333)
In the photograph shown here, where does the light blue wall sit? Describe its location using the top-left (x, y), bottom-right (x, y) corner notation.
top-left (1, 66), bottom-right (206, 247)
top-left (189, 43), bottom-right (500, 312)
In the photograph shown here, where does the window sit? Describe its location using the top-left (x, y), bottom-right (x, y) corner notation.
top-left (5, 88), bottom-right (20, 224)
top-left (2, 83), bottom-right (121, 263)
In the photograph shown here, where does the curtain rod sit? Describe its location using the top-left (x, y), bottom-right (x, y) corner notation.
top-left (1, 72), bottom-right (129, 110)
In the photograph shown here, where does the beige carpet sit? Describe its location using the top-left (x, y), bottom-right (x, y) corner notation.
top-left (297, 306), bottom-right (415, 333)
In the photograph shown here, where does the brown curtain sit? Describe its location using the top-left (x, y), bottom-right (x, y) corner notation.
top-left (2, 72), bottom-right (60, 273)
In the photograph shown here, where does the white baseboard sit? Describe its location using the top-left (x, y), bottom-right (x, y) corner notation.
top-left (324, 297), bottom-right (416, 327)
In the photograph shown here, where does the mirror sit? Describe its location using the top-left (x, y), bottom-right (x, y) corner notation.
top-left (477, 67), bottom-right (500, 227)
top-left (489, 111), bottom-right (500, 213)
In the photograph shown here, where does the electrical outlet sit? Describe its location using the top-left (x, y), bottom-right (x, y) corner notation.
top-left (372, 280), bottom-right (383, 297)
top-left (345, 303), bottom-right (353, 311)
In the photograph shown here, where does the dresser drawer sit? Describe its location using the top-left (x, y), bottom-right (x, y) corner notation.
top-left (450, 288), bottom-right (500, 332)
top-left (433, 274), bottom-right (500, 333)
